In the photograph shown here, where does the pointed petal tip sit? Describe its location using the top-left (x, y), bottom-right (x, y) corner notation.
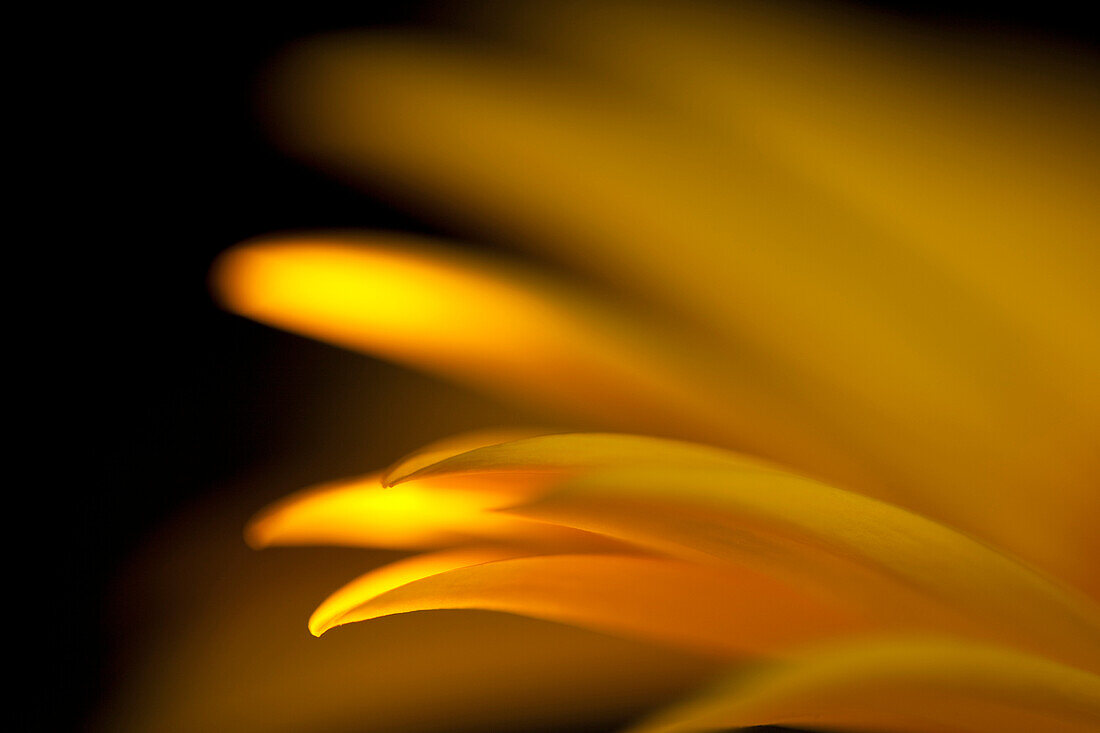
top-left (381, 428), bottom-right (562, 487)
top-left (384, 432), bottom-right (763, 488)
top-left (307, 614), bottom-right (332, 638)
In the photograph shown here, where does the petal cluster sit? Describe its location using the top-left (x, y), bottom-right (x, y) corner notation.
top-left (243, 432), bottom-right (1100, 731)
top-left (211, 1), bottom-right (1100, 731)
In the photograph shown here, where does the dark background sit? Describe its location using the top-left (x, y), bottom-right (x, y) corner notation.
top-left (66, 2), bottom-right (1096, 730)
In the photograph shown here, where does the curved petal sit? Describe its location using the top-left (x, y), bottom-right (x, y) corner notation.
top-left (513, 466), bottom-right (1100, 672)
top-left (382, 432), bottom-right (772, 486)
top-left (380, 427), bottom-right (555, 483)
top-left (310, 550), bottom-right (866, 657)
top-left (630, 638), bottom-right (1100, 733)
top-left (246, 471), bottom-right (619, 553)
top-left (310, 547), bottom-right (524, 635)
top-left (386, 433), bottom-right (1100, 670)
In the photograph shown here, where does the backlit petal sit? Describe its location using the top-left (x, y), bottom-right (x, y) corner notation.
top-left (380, 428), bottom-right (554, 484)
top-left (212, 234), bottom-right (851, 472)
top-left (390, 433), bottom-right (1100, 670)
top-left (514, 466), bottom-right (1100, 671)
top-left (382, 432), bottom-right (772, 487)
top-left (310, 550), bottom-right (866, 656)
top-left (246, 471), bottom-right (617, 553)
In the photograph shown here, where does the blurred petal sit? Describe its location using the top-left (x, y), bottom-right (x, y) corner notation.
top-left (212, 234), bottom-right (855, 476)
top-left (485, 0), bottom-right (1100, 599)
top-left (631, 638), bottom-right (1100, 733)
top-left (493, 0), bottom-right (1100, 358)
top-left (525, 0), bottom-right (1100, 402)
top-left (309, 550), bottom-right (865, 656)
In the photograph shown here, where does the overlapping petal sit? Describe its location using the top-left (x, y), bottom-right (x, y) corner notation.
top-left (383, 433), bottom-right (1100, 671)
top-left (237, 428), bottom-right (1100, 732)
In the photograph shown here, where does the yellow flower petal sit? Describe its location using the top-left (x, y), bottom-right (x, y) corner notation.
top-left (212, 234), bottom-right (847, 470)
top-left (309, 549), bottom-right (865, 656)
top-left (630, 637), bottom-right (1100, 733)
top-left (388, 433), bottom-right (1100, 670)
top-left (245, 471), bottom-right (618, 553)
top-left (514, 466), bottom-right (1100, 671)
top-left (309, 547), bottom-right (523, 635)
top-left (380, 427), bottom-right (555, 485)
top-left (382, 432), bottom-right (771, 487)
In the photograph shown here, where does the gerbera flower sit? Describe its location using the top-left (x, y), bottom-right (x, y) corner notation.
top-left (198, 1), bottom-right (1100, 731)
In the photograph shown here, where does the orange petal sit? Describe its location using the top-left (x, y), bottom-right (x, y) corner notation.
top-left (384, 432), bottom-right (1100, 669)
top-left (310, 550), bottom-right (866, 656)
top-left (512, 464), bottom-right (1100, 672)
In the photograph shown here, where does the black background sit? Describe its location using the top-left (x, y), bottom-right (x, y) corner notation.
top-left (65, 2), bottom-right (1096, 730)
